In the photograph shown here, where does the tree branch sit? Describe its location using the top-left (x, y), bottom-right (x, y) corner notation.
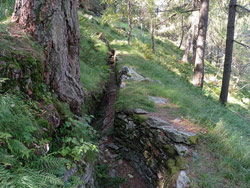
top-left (236, 4), bottom-right (250, 13)
top-left (234, 40), bottom-right (250, 49)
top-left (238, 83), bottom-right (250, 91)
top-left (156, 3), bottom-right (189, 13)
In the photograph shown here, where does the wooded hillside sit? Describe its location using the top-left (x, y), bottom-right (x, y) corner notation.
top-left (0, 0), bottom-right (249, 187)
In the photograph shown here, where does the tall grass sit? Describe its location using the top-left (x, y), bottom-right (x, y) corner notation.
top-left (0, 0), bottom-right (15, 21)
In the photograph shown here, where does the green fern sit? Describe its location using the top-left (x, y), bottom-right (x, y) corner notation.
top-left (0, 149), bottom-right (16, 167)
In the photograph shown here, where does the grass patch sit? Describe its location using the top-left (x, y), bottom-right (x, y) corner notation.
top-left (107, 21), bottom-right (250, 187)
top-left (0, 0), bottom-right (15, 21)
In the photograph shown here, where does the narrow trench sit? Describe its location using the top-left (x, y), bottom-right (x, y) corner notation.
top-left (91, 44), bottom-right (147, 187)
top-left (91, 50), bottom-right (117, 133)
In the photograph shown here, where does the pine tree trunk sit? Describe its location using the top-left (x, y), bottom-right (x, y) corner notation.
top-left (179, 16), bottom-right (185, 49)
top-left (182, 26), bottom-right (192, 63)
top-left (127, 0), bottom-right (133, 45)
top-left (12, 0), bottom-right (84, 115)
top-left (151, 18), bottom-right (155, 52)
top-left (192, 0), bottom-right (209, 89)
top-left (191, 11), bottom-right (200, 65)
top-left (219, 0), bottom-right (237, 105)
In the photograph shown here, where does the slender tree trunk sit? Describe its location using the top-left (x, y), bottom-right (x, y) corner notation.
top-left (192, 0), bottom-right (210, 89)
top-left (182, 0), bottom-right (199, 63)
top-left (12, 0), bottom-right (84, 115)
top-left (191, 11), bottom-right (199, 64)
top-left (127, 0), bottom-right (133, 45)
top-left (179, 16), bottom-right (185, 49)
top-left (182, 26), bottom-right (192, 63)
top-left (219, 0), bottom-right (237, 105)
top-left (151, 17), bottom-right (155, 52)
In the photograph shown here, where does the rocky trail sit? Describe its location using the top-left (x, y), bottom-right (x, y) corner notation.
top-left (92, 36), bottom-right (200, 188)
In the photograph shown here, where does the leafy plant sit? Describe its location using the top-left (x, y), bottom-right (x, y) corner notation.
top-left (59, 117), bottom-right (98, 162)
top-left (96, 164), bottom-right (126, 188)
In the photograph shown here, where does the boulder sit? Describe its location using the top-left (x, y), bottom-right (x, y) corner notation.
top-left (119, 66), bottom-right (163, 88)
top-left (146, 117), bottom-right (197, 145)
top-left (174, 144), bottom-right (189, 156)
top-left (134, 108), bottom-right (149, 114)
top-left (175, 171), bottom-right (190, 188)
top-left (148, 96), bottom-right (168, 105)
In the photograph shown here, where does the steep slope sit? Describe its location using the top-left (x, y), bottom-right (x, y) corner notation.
top-left (1, 9), bottom-right (250, 187)
top-left (89, 18), bottom-right (250, 187)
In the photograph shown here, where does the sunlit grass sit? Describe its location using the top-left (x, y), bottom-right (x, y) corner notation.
top-left (110, 29), bottom-right (250, 186)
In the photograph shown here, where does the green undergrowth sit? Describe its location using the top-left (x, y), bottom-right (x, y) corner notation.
top-left (0, 93), bottom-right (98, 187)
top-left (0, 20), bottom-right (99, 187)
top-left (0, 24), bottom-right (46, 99)
top-left (95, 164), bottom-right (126, 188)
top-left (78, 11), bottom-right (123, 114)
top-left (95, 20), bottom-right (250, 187)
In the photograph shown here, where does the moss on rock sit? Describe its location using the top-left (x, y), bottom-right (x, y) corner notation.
top-left (133, 114), bottom-right (148, 124)
top-left (189, 135), bottom-right (198, 144)
top-left (163, 144), bottom-right (177, 157)
top-left (176, 156), bottom-right (187, 170)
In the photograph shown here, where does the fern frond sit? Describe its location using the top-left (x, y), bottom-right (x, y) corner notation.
top-left (0, 131), bottom-right (12, 140)
top-left (7, 139), bottom-right (30, 158)
top-left (32, 155), bottom-right (69, 174)
top-left (0, 149), bottom-right (17, 167)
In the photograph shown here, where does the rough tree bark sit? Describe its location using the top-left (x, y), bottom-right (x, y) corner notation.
top-left (127, 0), bottom-right (133, 45)
top-left (12, 0), bottom-right (84, 115)
top-left (219, 0), bottom-right (237, 105)
top-left (192, 0), bottom-right (209, 89)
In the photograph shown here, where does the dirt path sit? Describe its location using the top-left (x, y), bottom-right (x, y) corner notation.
top-left (147, 102), bottom-right (207, 134)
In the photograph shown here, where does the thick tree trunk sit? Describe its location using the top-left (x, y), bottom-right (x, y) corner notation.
top-left (219, 0), bottom-right (237, 105)
top-left (12, 0), bottom-right (84, 115)
top-left (192, 0), bottom-right (209, 89)
top-left (127, 0), bottom-right (133, 45)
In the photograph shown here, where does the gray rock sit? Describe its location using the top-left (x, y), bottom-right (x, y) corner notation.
top-left (109, 169), bottom-right (116, 178)
top-left (117, 114), bottom-right (129, 122)
top-left (147, 117), bottom-right (173, 128)
top-left (119, 66), bottom-right (164, 89)
top-left (134, 108), bottom-right (149, 114)
top-left (146, 117), bottom-right (196, 145)
top-left (144, 77), bottom-right (154, 82)
top-left (106, 143), bottom-right (120, 151)
top-left (155, 80), bottom-right (164, 86)
top-left (148, 96), bottom-right (168, 105)
top-left (110, 154), bottom-right (118, 159)
top-left (118, 159), bottom-right (123, 165)
top-left (126, 121), bottom-right (136, 129)
top-left (119, 66), bottom-right (155, 88)
top-left (121, 66), bottom-right (145, 81)
top-left (174, 144), bottom-right (189, 156)
top-left (175, 171), bottom-right (190, 188)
